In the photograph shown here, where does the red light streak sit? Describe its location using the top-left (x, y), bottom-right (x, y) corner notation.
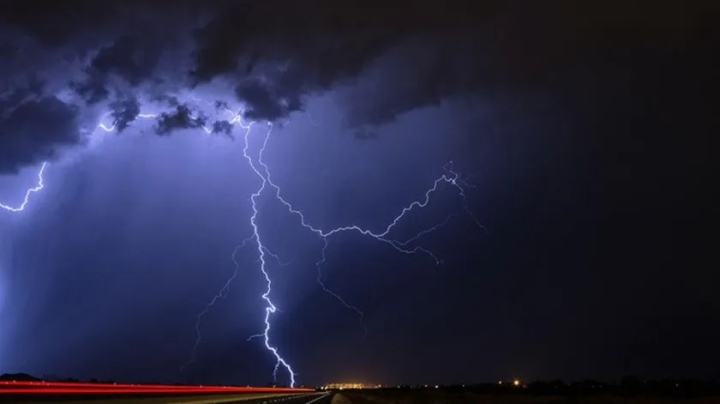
top-left (0, 381), bottom-right (314, 394)
top-left (0, 381), bottom-right (306, 390)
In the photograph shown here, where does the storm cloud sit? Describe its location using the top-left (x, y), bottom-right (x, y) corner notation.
top-left (154, 103), bottom-right (208, 136)
top-left (108, 95), bottom-right (141, 133)
top-left (0, 0), bottom-right (717, 173)
top-left (0, 95), bottom-right (82, 174)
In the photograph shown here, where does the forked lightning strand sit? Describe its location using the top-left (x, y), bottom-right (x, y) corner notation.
top-left (2, 111), bottom-right (209, 212)
top-left (0, 162), bottom-right (47, 212)
top-left (252, 121), bottom-right (483, 336)
top-left (240, 120), bottom-right (297, 387)
top-left (1, 98), bottom-right (484, 388)
top-left (182, 238), bottom-right (249, 370)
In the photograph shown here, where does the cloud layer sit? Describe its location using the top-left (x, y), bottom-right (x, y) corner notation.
top-left (0, 0), bottom-right (716, 173)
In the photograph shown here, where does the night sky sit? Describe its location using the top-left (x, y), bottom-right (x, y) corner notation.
top-left (0, 0), bottom-right (718, 387)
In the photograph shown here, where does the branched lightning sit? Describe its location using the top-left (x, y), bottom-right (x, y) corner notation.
top-left (242, 114), bottom-right (486, 362)
top-left (1, 96), bottom-right (485, 389)
top-left (315, 237), bottom-right (367, 336)
top-left (182, 236), bottom-right (253, 371)
top-left (240, 120), bottom-right (297, 387)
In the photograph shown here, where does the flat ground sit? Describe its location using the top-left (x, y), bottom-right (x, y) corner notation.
top-left (332, 391), bottom-right (720, 404)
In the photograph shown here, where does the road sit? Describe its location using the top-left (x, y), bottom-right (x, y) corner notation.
top-left (225, 392), bottom-right (332, 404)
top-left (0, 391), bottom-right (333, 404)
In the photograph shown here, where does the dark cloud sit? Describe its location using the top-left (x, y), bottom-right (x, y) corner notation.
top-left (68, 33), bottom-right (166, 105)
top-left (189, 0), bottom-right (718, 125)
top-left (109, 95), bottom-right (141, 133)
top-left (189, 0), bottom-right (410, 122)
top-left (153, 95), bottom-right (182, 108)
top-left (91, 35), bottom-right (161, 86)
top-left (211, 120), bottom-right (234, 138)
top-left (234, 79), bottom-right (302, 122)
top-left (0, 78), bottom-right (44, 108)
top-left (69, 71), bottom-right (110, 105)
top-left (0, 96), bottom-right (82, 174)
top-left (0, 42), bottom-right (19, 58)
top-left (0, 1), bottom-right (112, 48)
top-left (353, 128), bottom-right (378, 140)
top-left (0, 0), bottom-right (717, 174)
top-left (154, 104), bottom-right (207, 136)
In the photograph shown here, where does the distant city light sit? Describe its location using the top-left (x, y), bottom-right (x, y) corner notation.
top-left (513, 379), bottom-right (521, 387)
top-left (322, 382), bottom-right (373, 390)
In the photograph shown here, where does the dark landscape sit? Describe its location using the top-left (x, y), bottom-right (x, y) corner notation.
top-left (4, 374), bottom-right (720, 404)
top-left (330, 380), bottom-right (720, 404)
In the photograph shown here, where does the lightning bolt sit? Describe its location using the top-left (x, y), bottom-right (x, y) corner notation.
top-left (255, 125), bottom-right (483, 338)
top-left (236, 117), bottom-right (485, 386)
top-left (240, 121), bottom-right (297, 387)
top-left (183, 236), bottom-right (291, 372)
top-left (0, 162), bottom-right (47, 213)
top-left (0, 97), bottom-right (485, 389)
top-left (1, 110), bottom-right (210, 213)
top-left (315, 237), bottom-right (367, 336)
top-left (182, 237), bottom-right (252, 371)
